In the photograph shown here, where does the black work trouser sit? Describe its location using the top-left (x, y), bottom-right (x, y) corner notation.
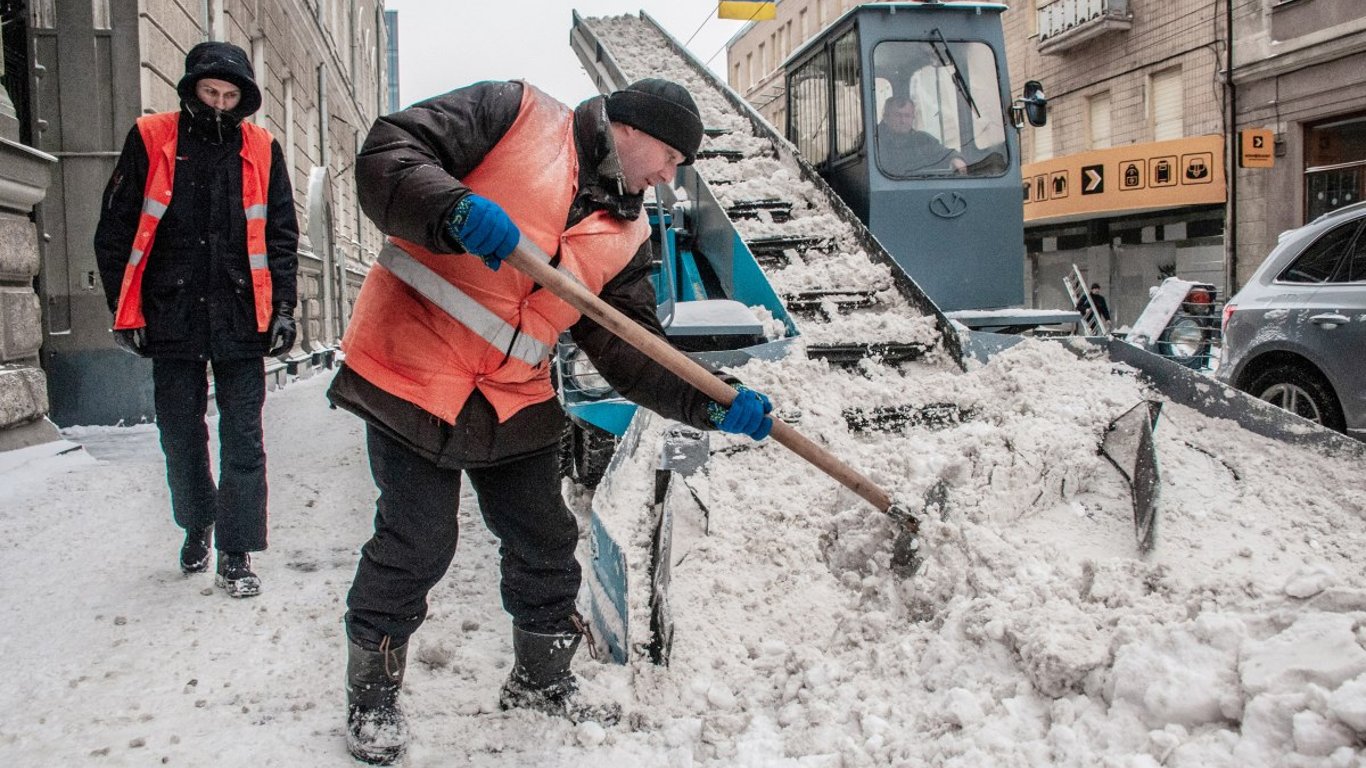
top-left (153, 357), bottom-right (268, 553)
top-left (345, 425), bottom-right (580, 649)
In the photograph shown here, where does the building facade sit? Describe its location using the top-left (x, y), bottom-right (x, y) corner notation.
top-left (2, 0), bottom-right (388, 430)
top-left (0, 1), bottom-right (58, 451)
top-left (1005, 0), bottom-right (1228, 327)
top-left (728, 0), bottom-right (863, 132)
top-left (1230, 0), bottom-right (1366, 289)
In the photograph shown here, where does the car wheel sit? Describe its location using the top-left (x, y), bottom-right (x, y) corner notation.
top-left (1244, 363), bottom-right (1346, 432)
top-left (569, 423), bottom-right (618, 490)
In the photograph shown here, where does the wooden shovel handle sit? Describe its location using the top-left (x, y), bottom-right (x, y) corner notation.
top-left (504, 240), bottom-right (895, 514)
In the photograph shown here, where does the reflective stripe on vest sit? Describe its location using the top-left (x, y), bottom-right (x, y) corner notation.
top-left (377, 242), bottom-right (553, 368)
top-left (112, 112), bottom-right (276, 331)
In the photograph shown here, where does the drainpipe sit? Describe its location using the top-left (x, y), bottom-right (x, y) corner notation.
top-left (1226, 0), bottom-right (1238, 292)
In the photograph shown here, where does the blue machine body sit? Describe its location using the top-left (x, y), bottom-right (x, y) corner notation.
top-left (557, 178), bottom-right (799, 438)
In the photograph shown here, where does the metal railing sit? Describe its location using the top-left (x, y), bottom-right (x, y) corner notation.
top-left (1038, 0), bottom-right (1130, 43)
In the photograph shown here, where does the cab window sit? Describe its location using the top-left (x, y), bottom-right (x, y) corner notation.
top-left (871, 39), bottom-right (1008, 179)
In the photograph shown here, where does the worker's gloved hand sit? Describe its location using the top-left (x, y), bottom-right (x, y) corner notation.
top-left (448, 194), bottom-right (520, 271)
top-left (708, 386), bottom-right (774, 441)
top-left (266, 304), bottom-right (296, 357)
top-left (112, 328), bottom-right (148, 357)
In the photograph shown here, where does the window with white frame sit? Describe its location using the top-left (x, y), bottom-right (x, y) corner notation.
top-left (1088, 91), bottom-right (1112, 149)
top-left (252, 37), bottom-right (267, 127)
top-left (1305, 113), bottom-right (1366, 222)
top-left (1033, 117), bottom-right (1054, 162)
top-left (1150, 68), bottom-right (1183, 141)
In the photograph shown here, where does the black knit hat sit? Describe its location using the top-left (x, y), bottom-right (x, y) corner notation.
top-left (177, 41), bottom-right (262, 118)
top-left (605, 78), bottom-right (703, 165)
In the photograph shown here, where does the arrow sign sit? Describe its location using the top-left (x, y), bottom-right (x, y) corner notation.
top-left (1082, 164), bottom-right (1104, 195)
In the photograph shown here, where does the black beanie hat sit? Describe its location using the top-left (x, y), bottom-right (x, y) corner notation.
top-left (605, 78), bottom-right (703, 165)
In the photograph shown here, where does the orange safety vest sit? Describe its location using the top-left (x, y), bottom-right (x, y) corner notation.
top-left (342, 83), bottom-right (650, 424)
top-left (112, 111), bottom-right (275, 331)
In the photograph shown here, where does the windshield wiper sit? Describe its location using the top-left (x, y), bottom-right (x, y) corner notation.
top-left (930, 28), bottom-right (980, 119)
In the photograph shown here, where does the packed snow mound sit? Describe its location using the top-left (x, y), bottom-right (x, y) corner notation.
top-left (592, 338), bottom-right (1366, 767)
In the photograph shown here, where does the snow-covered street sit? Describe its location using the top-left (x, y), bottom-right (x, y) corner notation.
top-left (2, 346), bottom-right (1366, 766)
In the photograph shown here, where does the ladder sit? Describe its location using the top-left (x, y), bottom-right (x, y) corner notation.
top-left (1065, 264), bottom-right (1109, 336)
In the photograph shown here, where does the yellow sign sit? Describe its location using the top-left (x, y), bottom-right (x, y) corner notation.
top-left (1023, 135), bottom-right (1226, 225)
top-left (719, 1), bottom-right (777, 21)
top-left (1240, 128), bottom-right (1274, 168)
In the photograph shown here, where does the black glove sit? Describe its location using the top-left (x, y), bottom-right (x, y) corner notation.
top-left (112, 328), bottom-right (148, 357)
top-left (267, 304), bottom-right (297, 357)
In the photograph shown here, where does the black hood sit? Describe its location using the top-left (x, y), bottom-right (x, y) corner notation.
top-left (176, 41), bottom-right (262, 119)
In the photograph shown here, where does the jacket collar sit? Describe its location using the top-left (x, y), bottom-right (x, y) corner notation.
top-left (572, 96), bottom-right (643, 221)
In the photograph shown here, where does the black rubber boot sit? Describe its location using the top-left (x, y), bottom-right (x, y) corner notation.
top-left (498, 628), bottom-right (620, 725)
top-left (179, 524), bottom-right (213, 574)
top-left (214, 551), bottom-right (260, 598)
top-left (346, 637), bottom-right (408, 765)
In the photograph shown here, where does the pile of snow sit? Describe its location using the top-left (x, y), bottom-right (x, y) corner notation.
top-left (590, 338), bottom-right (1366, 767)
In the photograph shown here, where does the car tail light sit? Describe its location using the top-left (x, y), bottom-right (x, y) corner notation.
top-left (1221, 302), bottom-right (1236, 334)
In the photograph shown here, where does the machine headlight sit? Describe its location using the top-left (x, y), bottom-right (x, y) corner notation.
top-left (1166, 318), bottom-right (1206, 358)
top-left (565, 348), bottom-right (613, 398)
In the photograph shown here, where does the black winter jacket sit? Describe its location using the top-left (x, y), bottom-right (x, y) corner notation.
top-left (328, 81), bottom-right (724, 468)
top-left (94, 115), bottom-right (299, 360)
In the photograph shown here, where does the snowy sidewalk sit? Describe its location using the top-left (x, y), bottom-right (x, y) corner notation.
top-left (0, 373), bottom-right (612, 766)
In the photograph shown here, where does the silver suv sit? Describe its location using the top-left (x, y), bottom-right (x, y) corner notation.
top-left (1218, 201), bottom-right (1366, 439)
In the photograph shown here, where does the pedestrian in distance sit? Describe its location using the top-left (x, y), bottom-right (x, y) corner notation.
top-left (328, 77), bottom-right (776, 764)
top-left (1077, 281), bottom-right (1112, 325)
top-left (94, 41), bottom-right (299, 599)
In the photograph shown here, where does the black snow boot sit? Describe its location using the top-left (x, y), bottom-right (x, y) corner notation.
top-left (346, 637), bottom-right (408, 765)
top-left (498, 627), bottom-right (620, 725)
top-left (214, 551), bottom-right (260, 598)
top-left (179, 524), bottom-right (213, 574)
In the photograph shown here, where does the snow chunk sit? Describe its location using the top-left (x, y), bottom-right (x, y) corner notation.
top-left (1326, 674), bottom-right (1366, 734)
top-left (1110, 625), bottom-right (1241, 729)
top-left (1239, 614), bottom-right (1366, 696)
top-left (1283, 564), bottom-right (1337, 599)
top-left (1007, 600), bottom-right (1111, 697)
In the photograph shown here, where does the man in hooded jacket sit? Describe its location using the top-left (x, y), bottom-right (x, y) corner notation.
top-left (328, 77), bottom-right (776, 764)
top-left (94, 41), bottom-right (299, 599)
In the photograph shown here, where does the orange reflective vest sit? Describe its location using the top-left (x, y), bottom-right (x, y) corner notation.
top-left (112, 111), bottom-right (275, 331)
top-left (342, 83), bottom-right (650, 424)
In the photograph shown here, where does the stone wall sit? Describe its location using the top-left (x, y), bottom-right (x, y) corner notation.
top-left (0, 137), bottom-right (57, 450)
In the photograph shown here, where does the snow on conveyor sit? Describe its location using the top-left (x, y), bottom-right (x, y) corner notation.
top-left (586, 14), bottom-right (947, 351)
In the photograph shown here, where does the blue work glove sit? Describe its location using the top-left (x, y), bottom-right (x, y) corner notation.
top-left (708, 386), bottom-right (774, 441)
top-left (447, 194), bottom-right (520, 270)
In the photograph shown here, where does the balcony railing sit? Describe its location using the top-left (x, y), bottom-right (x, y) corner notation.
top-left (1037, 0), bottom-right (1132, 54)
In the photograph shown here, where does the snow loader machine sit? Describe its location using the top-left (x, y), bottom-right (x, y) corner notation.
top-left (562, 6), bottom-right (1358, 666)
